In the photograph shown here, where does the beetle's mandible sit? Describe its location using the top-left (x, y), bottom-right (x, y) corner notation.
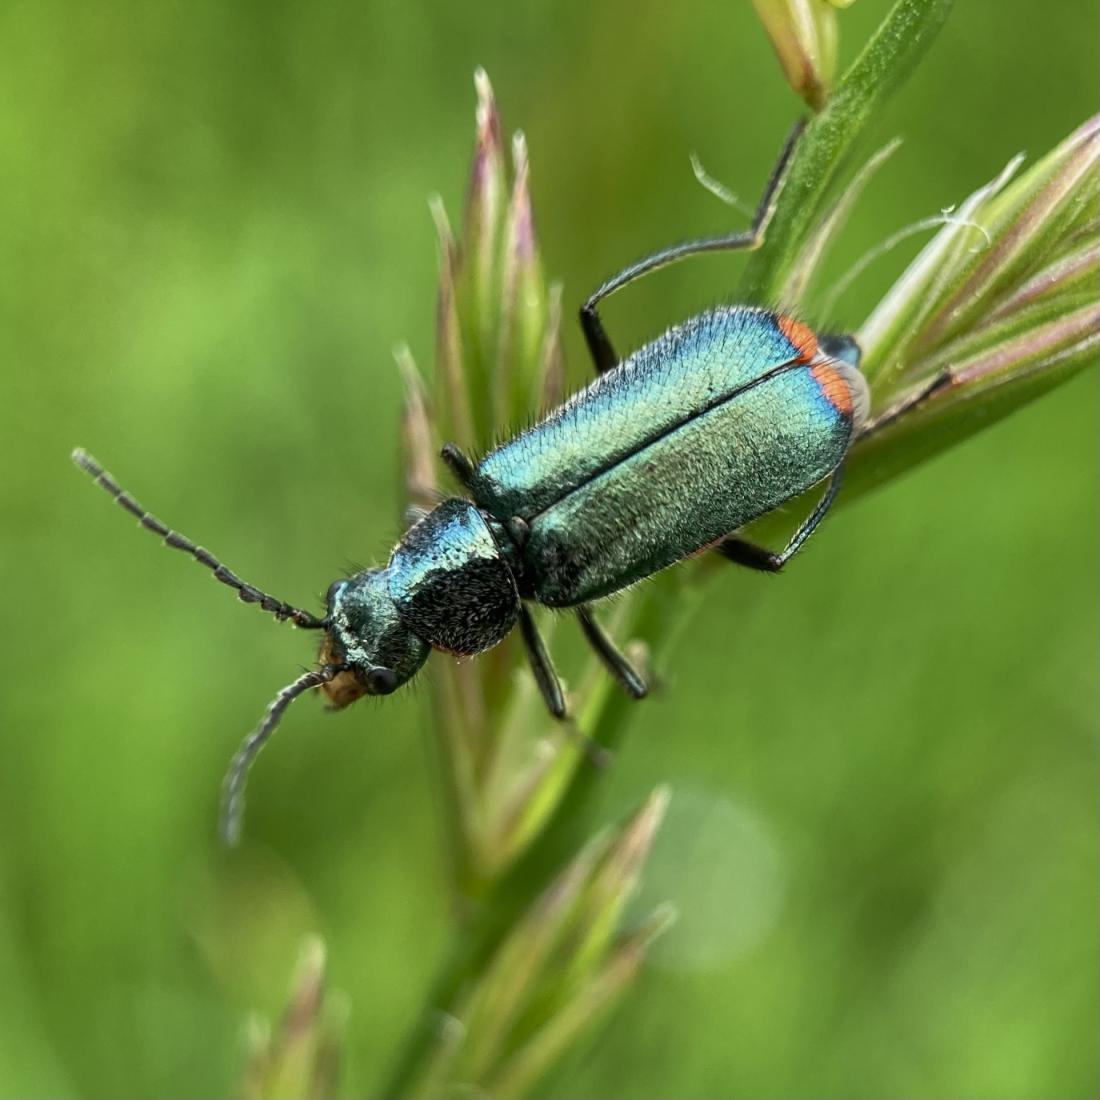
top-left (74, 123), bottom-right (941, 843)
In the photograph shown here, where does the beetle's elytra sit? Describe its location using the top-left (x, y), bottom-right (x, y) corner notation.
top-left (74, 122), bottom-right (937, 843)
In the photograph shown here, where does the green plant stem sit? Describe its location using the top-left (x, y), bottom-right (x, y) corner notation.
top-left (741, 0), bottom-right (955, 302)
top-left (379, 578), bottom-right (709, 1098)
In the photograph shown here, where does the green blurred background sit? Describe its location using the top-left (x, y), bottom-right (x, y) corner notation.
top-left (1, 2), bottom-right (1096, 1096)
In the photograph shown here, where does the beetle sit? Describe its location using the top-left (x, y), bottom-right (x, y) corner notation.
top-left (74, 123), bottom-right (937, 843)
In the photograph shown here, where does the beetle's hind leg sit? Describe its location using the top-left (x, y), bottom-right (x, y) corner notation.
top-left (857, 372), bottom-right (954, 441)
top-left (577, 605), bottom-right (648, 699)
top-left (716, 462), bottom-right (844, 572)
top-left (579, 119), bottom-right (804, 376)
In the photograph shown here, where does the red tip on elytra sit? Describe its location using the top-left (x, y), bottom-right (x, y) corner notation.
top-left (809, 361), bottom-right (855, 416)
top-left (777, 315), bottom-right (819, 362)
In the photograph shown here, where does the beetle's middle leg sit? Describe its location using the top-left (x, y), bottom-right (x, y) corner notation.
top-left (715, 462), bottom-right (844, 572)
top-left (576, 605), bottom-right (648, 699)
top-left (579, 119), bottom-right (804, 375)
top-left (518, 606), bottom-right (615, 767)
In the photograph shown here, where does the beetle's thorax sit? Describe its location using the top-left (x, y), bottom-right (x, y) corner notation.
top-left (386, 498), bottom-right (520, 655)
top-left (318, 499), bottom-right (522, 707)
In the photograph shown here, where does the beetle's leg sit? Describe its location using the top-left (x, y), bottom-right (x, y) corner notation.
top-left (441, 442), bottom-right (477, 489)
top-left (857, 372), bottom-right (954, 441)
top-left (716, 462), bottom-right (843, 572)
top-left (576, 605), bottom-right (648, 699)
top-left (579, 119), bottom-right (804, 375)
top-left (521, 607), bottom-right (614, 764)
top-left (517, 604), bottom-right (566, 719)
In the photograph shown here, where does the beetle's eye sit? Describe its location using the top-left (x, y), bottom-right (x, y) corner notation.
top-left (366, 667), bottom-right (399, 695)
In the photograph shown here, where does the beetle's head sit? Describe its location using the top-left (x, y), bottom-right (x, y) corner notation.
top-left (318, 571), bottom-right (430, 708)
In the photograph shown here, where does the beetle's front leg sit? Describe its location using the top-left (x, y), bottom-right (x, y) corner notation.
top-left (517, 604), bottom-right (566, 719)
top-left (578, 120), bottom-right (804, 378)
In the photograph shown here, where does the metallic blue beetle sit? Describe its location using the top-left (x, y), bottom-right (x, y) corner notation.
top-left (75, 125), bottom-right (934, 843)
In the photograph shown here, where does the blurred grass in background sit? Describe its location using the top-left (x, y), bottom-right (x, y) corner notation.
top-left (0, 1), bottom-right (1096, 1097)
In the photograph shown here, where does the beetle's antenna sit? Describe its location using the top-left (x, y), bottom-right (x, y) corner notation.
top-left (71, 449), bottom-right (325, 629)
top-left (220, 666), bottom-right (341, 845)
